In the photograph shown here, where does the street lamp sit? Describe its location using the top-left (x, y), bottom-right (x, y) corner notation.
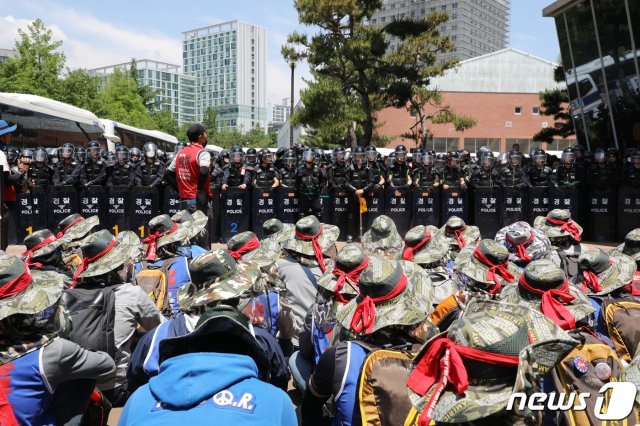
top-left (289, 59), bottom-right (296, 148)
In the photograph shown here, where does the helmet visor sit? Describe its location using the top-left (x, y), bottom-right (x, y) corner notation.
top-left (481, 156), bottom-right (494, 167)
top-left (262, 153), bottom-right (274, 164)
top-left (145, 145), bottom-right (157, 159)
top-left (562, 152), bottom-right (576, 163)
top-left (366, 151), bottom-right (376, 162)
top-left (88, 147), bottom-right (100, 158)
top-left (60, 147), bottom-right (74, 159)
top-left (334, 152), bottom-right (345, 162)
top-left (231, 152), bottom-right (243, 163)
top-left (534, 154), bottom-right (547, 165)
top-left (396, 152), bottom-right (406, 162)
top-left (354, 153), bottom-right (365, 165)
top-left (509, 154), bottom-right (522, 166)
top-left (423, 154), bottom-right (434, 166)
top-left (117, 151), bottom-right (129, 161)
top-left (34, 149), bottom-right (47, 163)
top-left (594, 151), bottom-right (606, 163)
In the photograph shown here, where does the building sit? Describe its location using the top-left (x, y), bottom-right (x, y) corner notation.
top-left (543, 0), bottom-right (640, 152)
top-left (268, 98), bottom-right (291, 134)
top-left (370, 0), bottom-right (510, 62)
top-left (88, 60), bottom-right (197, 125)
top-left (278, 100), bottom-right (306, 148)
top-left (376, 48), bottom-right (574, 153)
top-left (182, 21), bottom-right (268, 133)
top-left (0, 48), bottom-right (17, 63)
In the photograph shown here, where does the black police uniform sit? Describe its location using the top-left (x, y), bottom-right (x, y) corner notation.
top-left (107, 162), bottom-right (134, 186)
top-left (297, 164), bottom-right (324, 219)
top-left (551, 166), bottom-right (580, 188)
top-left (253, 165), bottom-right (280, 189)
top-left (80, 159), bottom-right (107, 186)
top-left (345, 164), bottom-right (374, 239)
top-left (387, 162), bottom-right (411, 188)
top-left (586, 164), bottom-right (619, 189)
top-left (27, 164), bottom-right (53, 190)
top-left (468, 167), bottom-right (498, 188)
top-left (623, 166), bottom-right (640, 187)
top-left (326, 163), bottom-right (348, 189)
top-left (498, 166), bottom-right (529, 189)
top-left (412, 167), bottom-right (440, 189)
top-left (279, 167), bottom-right (298, 191)
top-left (528, 166), bottom-right (552, 187)
top-left (223, 164), bottom-right (251, 187)
top-left (52, 160), bottom-right (81, 187)
top-left (134, 160), bottom-right (166, 188)
top-left (442, 166), bottom-right (466, 188)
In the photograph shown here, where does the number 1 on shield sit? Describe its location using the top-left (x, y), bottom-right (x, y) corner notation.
top-left (138, 225), bottom-right (145, 238)
top-left (26, 226), bottom-right (33, 235)
top-left (112, 225), bottom-right (119, 236)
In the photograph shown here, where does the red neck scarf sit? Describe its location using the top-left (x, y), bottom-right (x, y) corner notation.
top-left (518, 274), bottom-right (576, 330)
top-left (331, 258), bottom-right (367, 304)
top-left (228, 236), bottom-right (260, 260)
top-left (142, 222), bottom-right (178, 261)
top-left (56, 216), bottom-right (84, 239)
top-left (625, 271), bottom-right (640, 297)
top-left (22, 235), bottom-right (57, 268)
top-left (402, 232), bottom-right (432, 261)
top-left (472, 247), bottom-right (515, 294)
top-left (581, 259), bottom-right (613, 293)
top-left (506, 232), bottom-right (534, 263)
top-left (407, 336), bottom-right (519, 426)
top-left (0, 267), bottom-right (33, 300)
top-left (447, 226), bottom-right (467, 250)
top-left (546, 215), bottom-right (581, 242)
top-left (71, 238), bottom-right (117, 287)
top-left (296, 227), bottom-right (327, 272)
top-left (350, 272), bottom-right (407, 334)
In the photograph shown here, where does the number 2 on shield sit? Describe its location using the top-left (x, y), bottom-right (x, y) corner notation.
top-left (230, 223), bottom-right (238, 233)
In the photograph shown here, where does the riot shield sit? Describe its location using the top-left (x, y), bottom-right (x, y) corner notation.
top-left (320, 188), bottom-right (330, 224)
top-left (327, 188), bottom-right (350, 241)
top-left (129, 187), bottom-right (159, 238)
top-left (473, 187), bottom-right (502, 238)
top-left (362, 187), bottom-right (385, 232)
top-left (78, 186), bottom-right (107, 231)
top-left (384, 187), bottom-right (411, 237)
top-left (221, 188), bottom-right (251, 242)
top-left (16, 191), bottom-right (47, 242)
top-left (107, 186), bottom-right (130, 236)
top-left (441, 187), bottom-right (469, 225)
top-left (163, 186), bottom-right (181, 217)
top-left (411, 187), bottom-right (440, 228)
top-left (586, 188), bottom-right (617, 242)
top-left (549, 187), bottom-right (579, 219)
top-left (501, 187), bottom-right (527, 226)
top-left (527, 187), bottom-right (549, 224)
top-left (617, 185), bottom-right (640, 241)
top-left (46, 186), bottom-right (77, 233)
top-left (252, 188), bottom-right (277, 239)
top-left (276, 188), bottom-right (299, 225)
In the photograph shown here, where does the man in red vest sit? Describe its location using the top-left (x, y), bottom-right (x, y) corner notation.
top-left (0, 120), bottom-right (23, 249)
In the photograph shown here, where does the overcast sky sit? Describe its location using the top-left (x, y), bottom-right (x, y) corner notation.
top-left (0, 0), bottom-right (560, 104)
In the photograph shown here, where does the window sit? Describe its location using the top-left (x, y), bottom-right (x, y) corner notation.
top-left (514, 106), bottom-right (522, 115)
top-left (506, 139), bottom-right (540, 153)
top-left (464, 138), bottom-right (500, 153)
top-left (532, 106), bottom-right (540, 115)
top-left (429, 138), bottom-right (459, 152)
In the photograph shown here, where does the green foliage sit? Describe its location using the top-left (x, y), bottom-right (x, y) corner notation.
top-left (203, 107), bottom-right (218, 136)
top-left (58, 69), bottom-right (100, 111)
top-left (533, 86), bottom-right (575, 143)
top-left (94, 69), bottom-right (152, 129)
top-left (129, 59), bottom-right (159, 112)
top-left (149, 109), bottom-right (180, 137)
top-left (209, 125), bottom-right (275, 149)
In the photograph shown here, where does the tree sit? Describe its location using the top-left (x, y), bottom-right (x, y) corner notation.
top-left (58, 69), bottom-right (99, 111)
top-left (203, 107), bottom-right (218, 136)
top-left (129, 59), bottom-right (159, 112)
top-left (149, 109), bottom-right (179, 138)
top-left (533, 66), bottom-right (575, 143)
top-left (94, 69), bottom-right (152, 129)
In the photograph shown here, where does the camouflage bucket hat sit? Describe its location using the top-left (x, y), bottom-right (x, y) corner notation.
top-left (404, 225), bottom-right (449, 266)
top-left (283, 216), bottom-right (339, 257)
top-left (22, 229), bottom-right (67, 261)
top-left (612, 228), bottom-right (640, 262)
top-left (0, 254), bottom-right (65, 321)
top-left (533, 209), bottom-right (583, 242)
top-left (361, 215), bottom-right (403, 258)
top-left (499, 259), bottom-right (595, 330)
top-left (336, 256), bottom-right (433, 335)
top-left (227, 231), bottom-right (281, 265)
top-left (407, 299), bottom-right (578, 424)
top-left (262, 219), bottom-right (295, 245)
top-left (570, 248), bottom-right (635, 296)
top-left (453, 240), bottom-right (521, 293)
top-left (171, 210), bottom-right (209, 241)
top-left (57, 214), bottom-right (100, 241)
top-left (146, 214), bottom-right (191, 250)
top-left (495, 221), bottom-right (551, 264)
top-left (115, 231), bottom-right (142, 263)
top-left (440, 216), bottom-right (480, 251)
top-left (75, 229), bottom-right (132, 279)
top-left (178, 249), bottom-right (261, 312)
top-left (317, 244), bottom-right (367, 297)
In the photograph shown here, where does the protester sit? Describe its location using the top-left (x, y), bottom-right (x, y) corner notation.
top-left (534, 208), bottom-right (586, 277)
top-left (494, 220), bottom-right (551, 267)
top-left (440, 215), bottom-right (481, 262)
top-left (21, 229), bottom-right (71, 278)
top-left (360, 215), bottom-right (403, 259)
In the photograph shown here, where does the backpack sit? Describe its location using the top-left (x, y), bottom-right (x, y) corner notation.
top-left (59, 284), bottom-right (118, 359)
top-left (557, 245), bottom-right (581, 278)
top-left (135, 258), bottom-right (175, 317)
top-left (601, 298), bottom-right (640, 362)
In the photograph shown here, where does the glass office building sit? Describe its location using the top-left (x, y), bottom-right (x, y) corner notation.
top-left (544, 0), bottom-right (640, 151)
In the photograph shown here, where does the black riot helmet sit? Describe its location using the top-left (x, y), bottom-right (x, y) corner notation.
top-left (157, 149), bottom-right (166, 163)
top-left (87, 140), bottom-right (101, 159)
top-left (481, 151), bottom-right (495, 168)
top-left (60, 143), bottom-right (74, 160)
top-left (365, 145), bottom-right (377, 163)
top-left (533, 148), bottom-right (547, 166)
top-left (507, 150), bottom-right (522, 167)
top-left (20, 148), bottom-right (33, 160)
top-left (353, 146), bottom-right (366, 166)
top-left (143, 142), bottom-right (158, 160)
top-left (423, 151), bottom-right (434, 167)
top-left (116, 145), bottom-right (129, 162)
top-left (245, 148), bottom-right (258, 166)
top-left (231, 146), bottom-right (244, 164)
top-left (7, 147), bottom-right (19, 164)
top-left (447, 150), bottom-right (460, 168)
top-left (47, 148), bottom-right (58, 165)
top-left (594, 148), bottom-right (606, 164)
top-left (302, 148), bottom-right (316, 164)
top-left (435, 153), bottom-right (446, 169)
top-left (105, 151), bottom-right (116, 167)
top-left (561, 148), bottom-right (576, 165)
top-left (75, 146), bottom-right (86, 163)
top-left (259, 148), bottom-right (273, 164)
top-left (165, 152), bottom-right (175, 165)
top-left (333, 146), bottom-right (346, 163)
top-left (395, 145), bottom-right (407, 163)
top-left (476, 146), bottom-right (491, 161)
top-left (174, 141), bottom-right (187, 153)
top-left (34, 147), bottom-right (47, 163)
top-left (412, 148), bottom-right (424, 165)
top-left (283, 150), bottom-right (296, 169)
top-left (572, 144), bottom-right (585, 158)
top-left (129, 147), bottom-right (141, 164)
top-left (276, 147), bottom-right (287, 160)
top-left (219, 149), bottom-right (230, 164)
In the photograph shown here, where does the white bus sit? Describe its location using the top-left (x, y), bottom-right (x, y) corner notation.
top-left (101, 119), bottom-right (178, 152)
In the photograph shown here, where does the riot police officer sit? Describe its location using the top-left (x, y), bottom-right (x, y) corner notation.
top-left (468, 151), bottom-right (498, 188)
top-left (134, 142), bottom-right (166, 188)
top-left (434, 152), bottom-right (447, 175)
top-left (252, 149), bottom-right (280, 189)
top-left (551, 148), bottom-right (580, 188)
top-left (466, 146), bottom-right (491, 179)
top-left (209, 153), bottom-right (225, 192)
top-left (80, 141), bottom-right (107, 187)
top-left (345, 146), bottom-right (373, 241)
top-left (365, 145), bottom-right (385, 189)
top-left (327, 147), bottom-right (348, 189)
top-left (527, 148), bottom-right (552, 187)
top-left (412, 151), bottom-right (441, 190)
top-left (27, 147), bottom-right (53, 190)
top-left (245, 148), bottom-right (258, 171)
top-left (387, 145), bottom-right (412, 188)
top-left (411, 148), bottom-right (424, 170)
top-left (274, 147), bottom-right (287, 170)
top-left (498, 150), bottom-right (529, 189)
top-left (623, 149), bottom-right (640, 187)
top-left (129, 147), bottom-right (142, 171)
top-left (52, 144), bottom-right (80, 188)
top-left (587, 148), bottom-right (619, 189)
top-left (442, 151), bottom-right (466, 190)
top-left (222, 147), bottom-right (250, 190)
top-left (297, 148), bottom-right (324, 219)
top-left (279, 150), bottom-right (298, 190)
top-left (74, 146), bottom-right (86, 164)
top-left (107, 145), bottom-right (133, 187)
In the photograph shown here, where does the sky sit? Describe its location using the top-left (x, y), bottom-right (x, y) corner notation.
top-left (0, 0), bottom-right (560, 104)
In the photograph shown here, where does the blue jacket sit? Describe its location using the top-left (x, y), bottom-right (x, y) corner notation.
top-left (119, 353), bottom-right (296, 425)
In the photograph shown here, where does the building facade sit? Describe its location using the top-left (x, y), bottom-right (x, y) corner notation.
top-left (182, 20), bottom-right (268, 133)
top-left (543, 0), bottom-right (640, 152)
top-left (268, 99), bottom-right (291, 134)
top-left (0, 48), bottom-right (17, 63)
top-left (370, 0), bottom-right (510, 61)
top-left (88, 60), bottom-right (197, 125)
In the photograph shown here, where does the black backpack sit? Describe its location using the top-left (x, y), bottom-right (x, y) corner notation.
top-left (59, 284), bottom-right (118, 359)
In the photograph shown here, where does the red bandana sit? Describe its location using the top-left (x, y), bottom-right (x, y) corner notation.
top-left (402, 232), bottom-right (432, 261)
top-left (546, 215), bottom-right (581, 242)
top-left (296, 227), bottom-right (327, 272)
top-left (56, 216), bottom-right (84, 239)
top-left (624, 271), bottom-right (640, 297)
top-left (71, 238), bottom-right (117, 288)
top-left (518, 274), bottom-right (576, 330)
top-left (506, 232), bottom-right (534, 263)
top-left (472, 247), bottom-right (515, 294)
top-left (142, 222), bottom-right (178, 261)
top-left (581, 259), bottom-right (613, 293)
top-left (448, 226), bottom-right (467, 250)
top-left (228, 235), bottom-right (260, 260)
top-left (22, 234), bottom-right (58, 268)
top-left (0, 267), bottom-right (33, 300)
top-left (407, 336), bottom-right (519, 426)
top-left (332, 257), bottom-right (367, 304)
top-left (350, 272), bottom-right (407, 334)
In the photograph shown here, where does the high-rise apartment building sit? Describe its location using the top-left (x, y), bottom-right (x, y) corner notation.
top-left (88, 59), bottom-right (197, 125)
top-left (268, 98), bottom-right (291, 133)
top-left (182, 20), bottom-right (267, 132)
top-left (371, 0), bottom-right (510, 62)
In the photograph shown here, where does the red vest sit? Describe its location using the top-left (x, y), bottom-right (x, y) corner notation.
top-left (175, 144), bottom-right (211, 199)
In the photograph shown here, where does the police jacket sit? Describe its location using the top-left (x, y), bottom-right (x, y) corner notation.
top-left (279, 167), bottom-right (298, 190)
top-left (210, 165), bottom-right (224, 190)
top-left (587, 164), bottom-right (619, 188)
top-left (80, 159), bottom-right (107, 186)
top-left (551, 166), bottom-right (580, 187)
top-left (108, 162), bottom-right (134, 186)
top-left (469, 167), bottom-right (498, 188)
top-left (623, 166), bottom-right (640, 188)
top-left (345, 164), bottom-right (373, 193)
top-left (27, 164), bottom-right (53, 188)
top-left (442, 166), bottom-right (466, 188)
top-left (135, 160), bottom-right (166, 187)
top-left (528, 166), bottom-right (552, 187)
top-left (223, 163), bottom-right (251, 187)
top-left (297, 165), bottom-right (324, 196)
top-left (327, 163), bottom-right (348, 189)
top-left (387, 162), bottom-right (410, 188)
top-left (253, 165), bottom-right (280, 189)
top-left (499, 166), bottom-right (529, 189)
top-left (412, 166), bottom-right (440, 189)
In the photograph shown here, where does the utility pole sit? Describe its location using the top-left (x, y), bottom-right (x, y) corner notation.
top-left (289, 60), bottom-right (296, 148)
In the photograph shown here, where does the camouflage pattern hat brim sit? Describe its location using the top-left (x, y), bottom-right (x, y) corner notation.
top-left (76, 236), bottom-right (132, 279)
top-left (263, 223), bottom-right (295, 245)
top-left (412, 229), bottom-right (450, 266)
top-left (239, 238), bottom-right (283, 266)
top-left (495, 222), bottom-right (552, 263)
top-left (61, 215), bottom-right (100, 241)
top-left (317, 269), bottom-right (360, 297)
top-left (612, 243), bottom-right (640, 262)
top-left (440, 225), bottom-right (481, 250)
top-left (29, 236), bottom-right (69, 260)
top-left (336, 260), bottom-right (433, 334)
top-left (533, 215), bottom-right (584, 240)
top-left (171, 210), bottom-right (209, 240)
top-left (408, 299), bottom-right (578, 424)
top-left (283, 223), bottom-right (340, 256)
top-left (0, 269), bottom-right (65, 321)
top-left (361, 226), bottom-right (403, 256)
top-left (454, 244), bottom-right (522, 286)
top-left (178, 260), bottom-right (262, 312)
top-left (116, 231), bottom-right (142, 263)
top-left (570, 251), bottom-right (636, 296)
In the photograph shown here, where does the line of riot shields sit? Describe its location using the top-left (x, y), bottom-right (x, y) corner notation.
top-left (10, 184), bottom-right (640, 244)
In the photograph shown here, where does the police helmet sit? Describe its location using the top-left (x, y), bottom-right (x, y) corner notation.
top-left (333, 146), bottom-right (346, 162)
top-left (353, 146), bottom-right (365, 165)
top-left (129, 147), bottom-right (142, 163)
top-left (174, 141), bottom-right (187, 153)
top-left (34, 147), bottom-right (47, 163)
top-left (395, 145), bottom-right (407, 162)
top-left (105, 151), bottom-right (116, 167)
top-left (533, 148), bottom-right (547, 166)
top-left (423, 151), bottom-right (434, 166)
top-left (302, 148), bottom-right (316, 163)
top-left (561, 148), bottom-right (576, 164)
top-left (7, 147), bottom-right (19, 164)
top-left (20, 148), bottom-right (33, 160)
top-left (75, 146), bottom-right (86, 163)
top-left (60, 143), bottom-right (74, 160)
top-left (507, 149), bottom-right (522, 166)
top-left (365, 145), bottom-right (377, 162)
top-left (143, 142), bottom-right (158, 160)
top-left (231, 146), bottom-right (244, 163)
top-left (476, 146), bottom-right (491, 160)
top-left (594, 148), bottom-right (606, 164)
top-left (157, 149), bottom-right (166, 163)
top-left (245, 148), bottom-right (258, 165)
top-left (87, 140), bottom-right (101, 158)
top-left (284, 150), bottom-right (296, 168)
top-left (481, 151), bottom-right (495, 168)
top-left (115, 145), bottom-right (129, 162)
top-left (276, 147), bottom-right (287, 159)
top-left (166, 152), bottom-right (175, 165)
top-left (259, 148), bottom-right (274, 164)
